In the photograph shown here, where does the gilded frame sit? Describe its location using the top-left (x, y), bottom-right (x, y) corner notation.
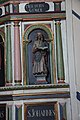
top-left (24, 102), bottom-right (58, 120)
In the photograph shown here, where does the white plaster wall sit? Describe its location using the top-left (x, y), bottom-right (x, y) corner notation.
top-left (72, 0), bottom-right (80, 92)
top-left (72, 16), bottom-right (80, 92)
top-left (72, 0), bottom-right (80, 15)
top-left (73, 17), bottom-right (80, 118)
top-left (66, 0), bottom-right (79, 119)
top-left (72, 0), bottom-right (80, 119)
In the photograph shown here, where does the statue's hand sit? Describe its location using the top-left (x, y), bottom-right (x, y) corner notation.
top-left (32, 47), bottom-right (39, 53)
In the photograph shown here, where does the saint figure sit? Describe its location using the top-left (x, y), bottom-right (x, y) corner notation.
top-left (32, 32), bottom-right (48, 76)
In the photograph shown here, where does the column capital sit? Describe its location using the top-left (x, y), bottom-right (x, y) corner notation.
top-left (6, 24), bottom-right (11, 28)
top-left (55, 21), bottom-right (61, 24)
top-left (14, 21), bottom-right (20, 27)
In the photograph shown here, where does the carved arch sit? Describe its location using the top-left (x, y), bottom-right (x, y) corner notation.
top-left (23, 24), bottom-right (53, 41)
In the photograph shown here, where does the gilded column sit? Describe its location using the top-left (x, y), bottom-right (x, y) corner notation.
top-left (55, 21), bottom-right (65, 83)
top-left (6, 25), bottom-right (12, 85)
top-left (14, 21), bottom-right (22, 85)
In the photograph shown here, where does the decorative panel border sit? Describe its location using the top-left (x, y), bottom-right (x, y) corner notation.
top-left (24, 102), bottom-right (58, 120)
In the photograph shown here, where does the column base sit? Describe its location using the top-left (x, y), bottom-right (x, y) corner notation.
top-left (6, 82), bottom-right (13, 86)
top-left (58, 79), bottom-right (65, 83)
top-left (14, 80), bottom-right (22, 86)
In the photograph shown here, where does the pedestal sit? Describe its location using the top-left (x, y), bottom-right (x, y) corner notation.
top-left (35, 74), bottom-right (47, 84)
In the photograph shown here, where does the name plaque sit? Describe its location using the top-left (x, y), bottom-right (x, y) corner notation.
top-left (26, 105), bottom-right (55, 120)
top-left (25, 2), bottom-right (49, 13)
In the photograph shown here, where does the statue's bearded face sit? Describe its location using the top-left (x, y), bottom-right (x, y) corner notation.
top-left (37, 32), bottom-right (43, 40)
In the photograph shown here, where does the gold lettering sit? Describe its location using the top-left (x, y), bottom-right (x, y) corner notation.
top-left (41, 110), bottom-right (45, 116)
top-left (39, 4), bottom-right (44, 8)
top-left (34, 4), bottom-right (39, 8)
top-left (27, 110), bottom-right (32, 117)
top-left (0, 111), bottom-right (4, 118)
top-left (45, 110), bottom-right (48, 116)
top-left (27, 109), bottom-right (55, 117)
top-left (32, 109), bottom-right (36, 117)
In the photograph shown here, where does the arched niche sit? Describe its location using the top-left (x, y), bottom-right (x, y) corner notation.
top-left (23, 24), bottom-right (55, 85)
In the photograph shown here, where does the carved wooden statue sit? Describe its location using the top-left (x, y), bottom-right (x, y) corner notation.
top-left (32, 32), bottom-right (48, 76)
